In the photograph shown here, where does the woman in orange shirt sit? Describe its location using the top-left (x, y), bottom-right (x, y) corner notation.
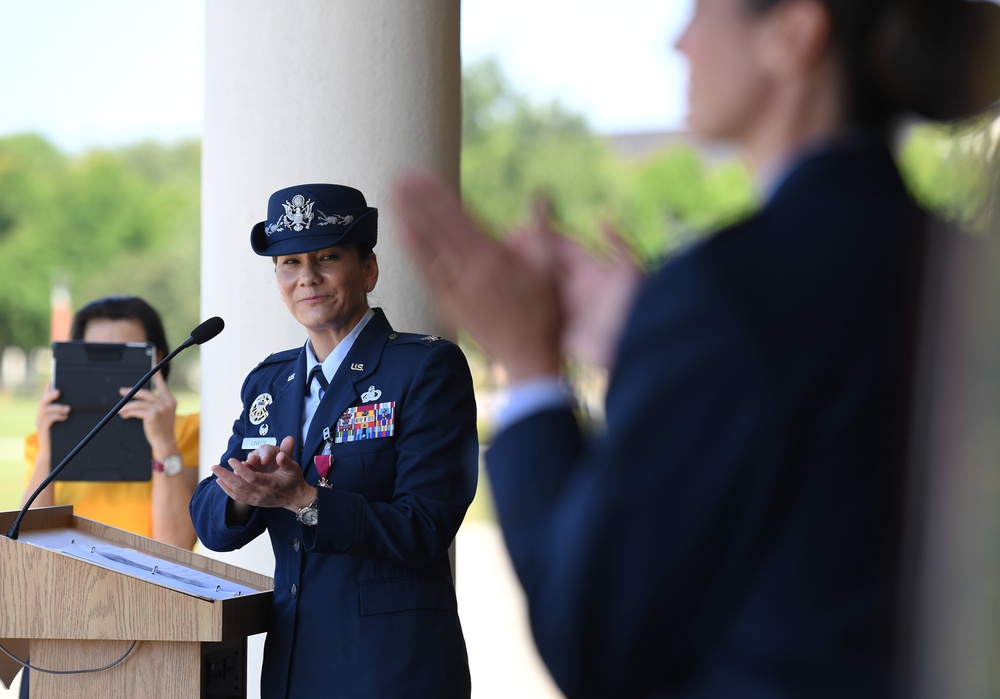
top-left (21, 295), bottom-right (199, 549)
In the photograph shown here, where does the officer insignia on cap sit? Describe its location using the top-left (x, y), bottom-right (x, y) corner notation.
top-left (266, 194), bottom-right (315, 236)
top-left (317, 212), bottom-right (355, 227)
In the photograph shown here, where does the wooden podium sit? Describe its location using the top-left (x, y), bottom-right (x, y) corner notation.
top-left (0, 506), bottom-right (272, 698)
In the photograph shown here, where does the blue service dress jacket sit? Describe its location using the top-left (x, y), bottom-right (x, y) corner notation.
top-left (190, 308), bottom-right (478, 699)
top-left (487, 135), bottom-right (927, 698)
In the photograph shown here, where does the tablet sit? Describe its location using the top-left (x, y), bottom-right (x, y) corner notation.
top-left (50, 341), bottom-right (156, 482)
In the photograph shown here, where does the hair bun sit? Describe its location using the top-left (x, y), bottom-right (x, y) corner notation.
top-left (873, 0), bottom-right (1000, 121)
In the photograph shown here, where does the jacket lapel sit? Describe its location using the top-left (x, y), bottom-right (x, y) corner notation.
top-left (300, 309), bottom-right (391, 461)
top-left (265, 350), bottom-right (309, 464)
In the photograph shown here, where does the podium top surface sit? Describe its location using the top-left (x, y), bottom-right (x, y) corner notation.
top-left (19, 527), bottom-right (260, 600)
top-left (2, 506), bottom-right (272, 591)
top-left (0, 507), bottom-right (273, 643)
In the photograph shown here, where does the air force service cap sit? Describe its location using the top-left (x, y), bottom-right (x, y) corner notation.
top-left (251, 183), bottom-right (378, 256)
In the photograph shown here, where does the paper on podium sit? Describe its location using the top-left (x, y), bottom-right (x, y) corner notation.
top-left (18, 528), bottom-right (258, 600)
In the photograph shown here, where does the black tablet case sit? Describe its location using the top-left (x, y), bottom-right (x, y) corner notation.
top-left (50, 341), bottom-right (155, 482)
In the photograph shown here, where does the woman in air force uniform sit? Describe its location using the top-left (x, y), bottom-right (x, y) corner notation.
top-left (190, 183), bottom-right (478, 699)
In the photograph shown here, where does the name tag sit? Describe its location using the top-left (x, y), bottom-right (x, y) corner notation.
top-left (242, 437), bottom-right (278, 450)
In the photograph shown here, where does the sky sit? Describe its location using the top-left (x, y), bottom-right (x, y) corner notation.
top-left (0, 1), bottom-right (692, 154)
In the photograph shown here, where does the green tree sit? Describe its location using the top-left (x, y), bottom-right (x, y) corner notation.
top-left (461, 59), bottom-right (627, 240)
top-left (619, 145), bottom-right (753, 262)
top-left (0, 136), bottom-right (201, 384)
top-left (898, 117), bottom-right (1000, 233)
top-left (0, 135), bottom-right (72, 348)
top-left (461, 59), bottom-right (754, 266)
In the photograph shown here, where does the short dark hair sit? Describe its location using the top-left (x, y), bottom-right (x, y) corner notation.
top-left (70, 296), bottom-right (172, 381)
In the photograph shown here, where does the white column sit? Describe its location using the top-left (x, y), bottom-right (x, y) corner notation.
top-left (200, 3), bottom-right (460, 695)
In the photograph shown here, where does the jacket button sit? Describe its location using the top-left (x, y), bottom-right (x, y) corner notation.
top-left (290, 584), bottom-right (298, 599)
top-left (293, 538), bottom-right (301, 552)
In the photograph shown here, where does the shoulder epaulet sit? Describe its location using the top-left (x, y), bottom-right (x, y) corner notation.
top-left (386, 331), bottom-right (448, 346)
top-left (253, 347), bottom-right (299, 370)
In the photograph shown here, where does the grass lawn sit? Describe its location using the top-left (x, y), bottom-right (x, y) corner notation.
top-left (0, 393), bottom-right (39, 510)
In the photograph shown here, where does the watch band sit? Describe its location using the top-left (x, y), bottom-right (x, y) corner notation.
top-left (296, 496), bottom-right (320, 526)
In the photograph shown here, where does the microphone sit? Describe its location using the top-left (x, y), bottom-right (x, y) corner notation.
top-left (188, 316), bottom-right (225, 346)
top-left (5, 317), bottom-right (226, 540)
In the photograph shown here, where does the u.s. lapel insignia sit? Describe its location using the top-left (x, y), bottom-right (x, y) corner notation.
top-left (350, 362), bottom-right (364, 371)
top-left (249, 393), bottom-right (273, 425)
top-left (361, 385), bottom-right (382, 402)
top-left (287, 373), bottom-right (295, 382)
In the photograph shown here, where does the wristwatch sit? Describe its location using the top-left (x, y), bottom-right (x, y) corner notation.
top-left (296, 496), bottom-right (320, 526)
top-left (152, 454), bottom-right (184, 476)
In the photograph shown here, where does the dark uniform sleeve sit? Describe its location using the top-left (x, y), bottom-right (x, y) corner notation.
top-left (190, 369), bottom-right (270, 552)
top-left (486, 257), bottom-right (772, 697)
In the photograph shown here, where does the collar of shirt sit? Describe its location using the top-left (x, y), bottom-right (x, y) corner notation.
top-left (301, 307), bottom-right (375, 446)
top-left (304, 307), bottom-right (376, 391)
